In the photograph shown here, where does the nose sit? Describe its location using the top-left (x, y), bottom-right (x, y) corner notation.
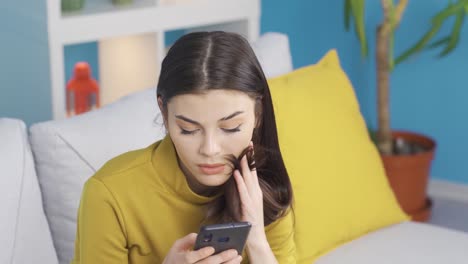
top-left (199, 132), bottom-right (221, 157)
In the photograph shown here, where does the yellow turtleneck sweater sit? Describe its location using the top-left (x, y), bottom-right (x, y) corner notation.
top-left (71, 135), bottom-right (295, 263)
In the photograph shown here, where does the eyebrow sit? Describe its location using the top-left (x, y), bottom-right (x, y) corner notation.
top-left (175, 111), bottom-right (244, 125)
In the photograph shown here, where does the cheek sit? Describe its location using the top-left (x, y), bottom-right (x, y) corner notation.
top-left (223, 125), bottom-right (255, 156)
top-left (168, 129), bottom-right (198, 161)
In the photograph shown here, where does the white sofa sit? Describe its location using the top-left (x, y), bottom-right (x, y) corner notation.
top-left (2, 33), bottom-right (468, 264)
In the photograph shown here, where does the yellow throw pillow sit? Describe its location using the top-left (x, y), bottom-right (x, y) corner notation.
top-left (268, 50), bottom-right (409, 263)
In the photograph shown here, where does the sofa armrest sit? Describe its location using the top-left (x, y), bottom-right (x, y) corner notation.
top-left (0, 118), bottom-right (58, 264)
top-left (315, 221), bottom-right (468, 264)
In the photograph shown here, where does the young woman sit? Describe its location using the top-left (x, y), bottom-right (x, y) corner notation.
top-left (72, 31), bottom-right (295, 264)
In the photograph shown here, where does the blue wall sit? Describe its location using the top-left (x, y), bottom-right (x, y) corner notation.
top-left (261, 0), bottom-right (361, 71)
top-left (1, 2), bottom-right (52, 124)
top-left (1, 1), bottom-right (468, 184)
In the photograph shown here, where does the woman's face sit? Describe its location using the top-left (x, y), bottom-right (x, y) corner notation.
top-left (163, 89), bottom-right (257, 195)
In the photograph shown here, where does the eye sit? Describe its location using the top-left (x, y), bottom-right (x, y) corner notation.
top-left (221, 124), bottom-right (242, 133)
top-left (180, 128), bottom-right (199, 135)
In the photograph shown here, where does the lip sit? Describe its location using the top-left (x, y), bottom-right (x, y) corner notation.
top-left (198, 164), bottom-right (225, 175)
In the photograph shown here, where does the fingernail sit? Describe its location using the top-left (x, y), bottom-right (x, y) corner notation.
top-left (238, 255), bottom-right (243, 261)
top-left (207, 247), bottom-right (215, 254)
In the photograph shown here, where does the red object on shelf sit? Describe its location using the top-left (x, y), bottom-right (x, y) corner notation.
top-left (66, 62), bottom-right (100, 116)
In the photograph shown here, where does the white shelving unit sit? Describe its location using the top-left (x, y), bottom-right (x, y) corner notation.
top-left (46, 0), bottom-right (260, 119)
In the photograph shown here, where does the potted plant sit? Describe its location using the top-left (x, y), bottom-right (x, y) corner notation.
top-left (62, 0), bottom-right (85, 12)
top-left (112, 0), bottom-right (134, 5)
top-left (344, 0), bottom-right (467, 221)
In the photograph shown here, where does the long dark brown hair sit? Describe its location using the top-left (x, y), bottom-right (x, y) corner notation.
top-left (157, 31), bottom-right (293, 226)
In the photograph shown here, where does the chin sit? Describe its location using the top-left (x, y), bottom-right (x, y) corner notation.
top-left (196, 174), bottom-right (231, 187)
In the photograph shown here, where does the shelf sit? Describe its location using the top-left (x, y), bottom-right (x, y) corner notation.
top-left (47, 0), bottom-right (260, 119)
top-left (55, 0), bottom-right (259, 44)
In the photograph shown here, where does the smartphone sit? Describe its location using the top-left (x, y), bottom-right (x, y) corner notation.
top-left (193, 222), bottom-right (252, 255)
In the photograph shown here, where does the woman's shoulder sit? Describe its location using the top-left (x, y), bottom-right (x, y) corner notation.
top-left (92, 141), bottom-right (162, 183)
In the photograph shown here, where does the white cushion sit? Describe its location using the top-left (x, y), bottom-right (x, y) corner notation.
top-left (251, 32), bottom-right (294, 78)
top-left (0, 118), bottom-right (58, 264)
top-left (29, 32), bottom-right (294, 264)
top-left (29, 89), bottom-right (165, 264)
top-left (315, 221), bottom-right (468, 264)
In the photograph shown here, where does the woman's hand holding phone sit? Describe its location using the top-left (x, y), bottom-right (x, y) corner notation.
top-left (162, 233), bottom-right (242, 264)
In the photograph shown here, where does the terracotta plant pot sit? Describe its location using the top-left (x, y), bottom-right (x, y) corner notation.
top-left (380, 131), bottom-right (436, 222)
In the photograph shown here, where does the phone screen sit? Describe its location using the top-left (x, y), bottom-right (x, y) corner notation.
top-left (193, 222), bottom-right (252, 254)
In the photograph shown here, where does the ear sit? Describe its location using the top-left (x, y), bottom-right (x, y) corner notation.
top-left (157, 96), bottom-right (168, 129)
top-left (157, 96), bottom-right (164, 112)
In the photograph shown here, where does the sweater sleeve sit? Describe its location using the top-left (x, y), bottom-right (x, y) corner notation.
top-left (71, 177), bottom-right (128, 264)
top-left (265, 210), bottom-right (296, 264)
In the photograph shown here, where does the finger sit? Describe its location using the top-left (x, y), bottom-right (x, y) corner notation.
top-left (248, 141), bottom-right (259, 186)
top-left (249, 141), bottom-right (255, 168)
top-left (242, 154), bottom-right (260, 194)
top-left (198, 249), bottom-right (238, 264)
top-left (186, 246), bottom-right (215, 263)
top-left (174, 233), bottom-right (197, 251)
top-left (223, 255), bottom-right (243, 264)
top-left (234, 170), bottom-right (252, 206)
top-left (240, 155), bottom-right (253, 190)
top-left (249, 158), bottom-right (259, 187)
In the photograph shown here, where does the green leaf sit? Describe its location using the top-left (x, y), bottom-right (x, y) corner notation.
top-left (432, 0), bottom-right (464, 23)
top-left (344, 0), bottom-right (352, 30)
top-left (439, 12), bottom-right (465, 57)
top-left (351, 0), bottom-right (368, 57)
top-left (428, 36), bottom-right (450, 49)
top-left (395, 15), bottom-right (444, 65)
top-left (396, 0), bottom-right (468, 64)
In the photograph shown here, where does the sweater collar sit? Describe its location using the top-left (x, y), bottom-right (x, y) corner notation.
top-left (151, 135), bottom-right (223, 205)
